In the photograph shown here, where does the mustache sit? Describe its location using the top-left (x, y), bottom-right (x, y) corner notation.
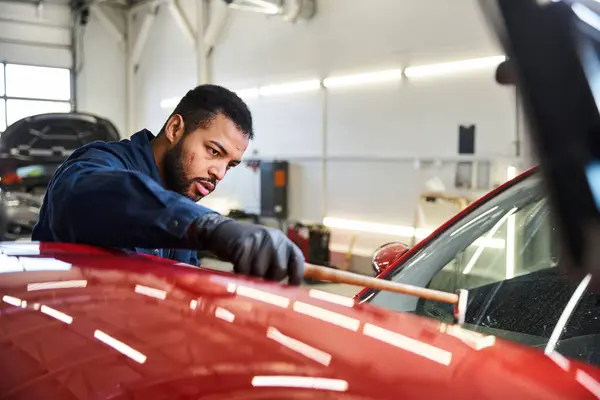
top-left (191, 177), bottom-right (217, 187)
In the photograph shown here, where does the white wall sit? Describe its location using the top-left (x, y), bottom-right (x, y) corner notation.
top-left (134, 0), bottom-right (519, 262)
top-left (76, 5), bottom-right (127, 137)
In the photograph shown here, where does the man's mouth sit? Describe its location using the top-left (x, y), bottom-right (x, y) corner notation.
top-left (195, 181), bottom-right (215, 196)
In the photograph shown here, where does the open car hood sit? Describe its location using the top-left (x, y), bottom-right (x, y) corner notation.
top-left (0, 241), bottom-right (599, 399)
top-left (0, 113), bottom-right (120, 178)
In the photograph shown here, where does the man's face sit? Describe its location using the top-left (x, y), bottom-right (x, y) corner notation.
top-left (163, 113), bottom-right (249, 202)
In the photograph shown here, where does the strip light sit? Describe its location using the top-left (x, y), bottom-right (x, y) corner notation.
top-left (323, 217), bottom-right (505, 249)
top-left (462, 207), bottom-right (517, 275)
top-left (293, 301), bottom-right (360, 331)
top-left (134, 285), bottom-right (167, 300)
top-left (161, 53), bottom-right (508, 108)
top-left (576, 369), bottom-right (600, 398)
top-left (505, 165), bottom-right (518, 279)
top-left (27, 280), bottom-right (88, 291)
top-left (160, 97), bottom-right (179, 109)
top-left (215, 307), bottom-right (236, 322)
top-left (235, 88), bottom-right (260, 99)
top-left (2, 295), bottom-right (23, 307)
top-left (363, 323), bottom-right (452, 366)
top-left (251, 376), bottom-right (348, 392)
top-left (547, 351), bottom-right (570, 372)
top-left (94, 330), bottom-right (147, 364)
top-left (40, 305), bottom-right (73, 324)
top-left (323, 69), bottom-right (403, 88)
top-left (258, 80), bottom-right (321, 96)
top-left (545, 274), bottom-right (592, 355)
top-left (308, 289), bottom-right (355, 307)
top-left (267, 326), bottom-right (332, 366)
top-left (237, 286), bottom-right (290, 308)
top-left (405, 55), bottom-right (506, 78)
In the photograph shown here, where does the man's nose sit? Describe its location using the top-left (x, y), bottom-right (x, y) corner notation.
top-left (208, 162), bottom-right (227, 181)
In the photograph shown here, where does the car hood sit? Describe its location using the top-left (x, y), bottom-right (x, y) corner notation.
top-left (0, 242), bottom-right (599, 399)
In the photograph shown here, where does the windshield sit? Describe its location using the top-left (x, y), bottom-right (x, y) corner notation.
top-left (366, 172), bottom-right (600, 366)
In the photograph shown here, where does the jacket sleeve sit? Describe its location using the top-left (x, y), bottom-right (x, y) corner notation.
top-left (47, 147), bottom-right (216, 249)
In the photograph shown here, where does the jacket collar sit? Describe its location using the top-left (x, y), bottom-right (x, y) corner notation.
top-left (130, 129), bottom-right (162, 184)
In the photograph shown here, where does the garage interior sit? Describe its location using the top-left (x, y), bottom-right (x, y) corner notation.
top-left (0, 0), bottom-right (535, 294)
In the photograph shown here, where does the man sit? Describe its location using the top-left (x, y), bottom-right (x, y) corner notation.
top-left (32, 84), bottom-right (305, 285)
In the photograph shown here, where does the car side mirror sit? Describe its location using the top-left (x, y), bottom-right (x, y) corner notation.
top-left (372, 242), bottom-right (410, 276)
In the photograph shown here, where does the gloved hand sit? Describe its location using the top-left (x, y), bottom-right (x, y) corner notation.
top-left (190, 214), bottom-right (305, 285)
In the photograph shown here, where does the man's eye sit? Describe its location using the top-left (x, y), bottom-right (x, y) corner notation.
top-left (208, 148), bottom-right (220, 156)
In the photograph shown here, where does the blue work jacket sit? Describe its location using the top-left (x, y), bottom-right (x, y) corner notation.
top-left (32, 129), bottom-right (216, 266)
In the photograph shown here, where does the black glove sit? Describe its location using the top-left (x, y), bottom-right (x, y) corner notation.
top-left (190, 213), bottom-right (305, 285)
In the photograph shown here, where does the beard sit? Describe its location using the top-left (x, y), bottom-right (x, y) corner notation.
top-left (163, 140), bottom-right (214, 202)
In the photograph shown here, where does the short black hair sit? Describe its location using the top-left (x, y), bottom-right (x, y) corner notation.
top-left (160, 84), bottom-right (254, 139)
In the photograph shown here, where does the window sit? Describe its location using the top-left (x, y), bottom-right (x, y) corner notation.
top-left (418, 196), bottom-right (557, 325)
top-left (0, 63), bottom-right (72, 132)
top-left (5, 64), bottom-right (71, 101)
top-left (0, 64), bottom-right (4, 96)
top-left (0, 100), bottom-right (5, 132)
top-left (367, 173), bottom-right (600, 366)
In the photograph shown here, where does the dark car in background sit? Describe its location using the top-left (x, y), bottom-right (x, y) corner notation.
top-left (0, 112), bottom-right (121, 239)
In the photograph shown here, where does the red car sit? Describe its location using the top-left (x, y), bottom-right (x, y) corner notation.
top-left (360, 167), bottom-right (600, 368)
top-left (1, 237), bottom-right (600, 398)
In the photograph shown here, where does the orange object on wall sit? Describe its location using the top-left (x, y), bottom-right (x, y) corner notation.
top-left (274, 170), bottom-right (286, 187)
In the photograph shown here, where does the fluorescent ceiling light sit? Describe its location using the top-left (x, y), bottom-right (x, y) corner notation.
top-left (235, 88), bottom-right (260, 99)
top-left (18, 257), bottom-right (72, 271)
top-left (267, 326), bottom-right (332, 366)
top-left (506, 208), bottom-right (516, 279)
top-left (237, 286), bottom-right (290, 308)
top-left (363, 323), bottom-right (452, 366)
top-left (27, 280), bottom-right (88, 291)
top-left (308, 289), bottom-right (355, 307)
top-left (258, 80), bottom-right (321, 96)
top-left (252, 376), bottom-right (348, 391)
top-left (2, 295), bottom-right (23, 307)
top-left (323, 217), bottom-right (505, 249)
top-left (134, 285), bottom-right (167, 300)
top-left (576, 369), bottom-right (600, 398)
top-left (462, 207), bottom-right (517, 275)
top-left (547, 351), bottom-right (570, 372)
top-left (405, 55), bottom-right (506, 79)
top-left (215, 307), bottom-right (236, 322)
top-left (160, 97), bottom-right (179, 109)
top-left (323, 69), bottom-right (403, 88)
top-left (293, 301), bottom-right (360, 331)
top-left (506, 165), bottom-right (517, 180)
top-left (94, 330), bottom-right (147, 364)
top-left (40, 305), bottom-right (73, 324)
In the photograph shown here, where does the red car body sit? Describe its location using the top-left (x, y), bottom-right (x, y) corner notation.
top-left (1, 238), bottom-right (600, 399)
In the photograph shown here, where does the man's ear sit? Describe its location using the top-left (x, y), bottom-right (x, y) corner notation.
top-left (164, 114), bottom-right (185, 145)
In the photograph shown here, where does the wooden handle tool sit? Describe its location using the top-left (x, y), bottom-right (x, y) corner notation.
top-left (304, 263), bottom-right (459, 305)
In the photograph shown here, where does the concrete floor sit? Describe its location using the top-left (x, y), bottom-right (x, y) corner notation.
top-left (201, 258), bottom-right (362, 298)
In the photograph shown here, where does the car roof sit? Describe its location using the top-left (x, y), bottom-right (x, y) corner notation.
top-left (0, 239), bottom-right (598, 399)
